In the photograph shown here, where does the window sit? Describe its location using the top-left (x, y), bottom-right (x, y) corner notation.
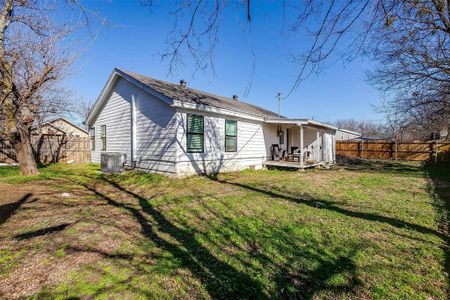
top-left (89, 127), bottom-right (95, 150)
top-left (187, 114), bottom-right (204, 153)
top-left (225, 120), bottom-right (237, 152)
top-left (279, 130), bottom-right (284, 145)
top-left (100, 125), bottom-right (106, 151)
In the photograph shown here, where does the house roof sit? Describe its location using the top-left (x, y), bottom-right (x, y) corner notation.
top-left (86, 68), bottom-right (336, 131)
top-left (119, 69), bottom-right (281, 119)
top-left (42, 118), bottom-right (88, 134)
top-left (265, 118), bottom-right (337, 130)
top-left (336, 128), bottom-right (362, 136)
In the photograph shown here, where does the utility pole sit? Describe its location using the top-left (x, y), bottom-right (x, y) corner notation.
top-left (277, 93), bottom-right (281, 117)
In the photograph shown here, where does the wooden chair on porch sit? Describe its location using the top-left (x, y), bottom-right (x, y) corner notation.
top-left (287, 147), bottom-right (301, 162)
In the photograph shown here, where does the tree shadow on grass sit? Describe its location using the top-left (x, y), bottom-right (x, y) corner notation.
top-left (424, 160), bottom-right (450, 292)
top-left (82, 177), bottom-right (366, 299)
top-left (0, 193), bottom-right (32, 225)
top-left (14, 223), bottom-right (72, 240)
top-left (273, 249), bottom-right (362, 299)
top-left (189, 194), bottom-right (364, 298)
top-left (207, 176), bottom-right (447, 241)
top-left (336, 157), bottom-right (423, 175)
top-left (81, 178), bottom-right (266, 299)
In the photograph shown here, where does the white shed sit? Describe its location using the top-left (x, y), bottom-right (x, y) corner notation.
top-left (336, 128), bottom-right (362, 140)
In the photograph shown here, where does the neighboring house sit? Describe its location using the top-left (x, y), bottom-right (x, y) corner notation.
top-left (86, 68), bottom-right (337, 176)
top-left (39, 118), bottom-right (88, 137)
top-left (336, 128), bottom-right (362, 140)
top-left (1, 118), bottom-right (89, 165)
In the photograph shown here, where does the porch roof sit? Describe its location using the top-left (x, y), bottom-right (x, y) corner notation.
top-left (265, 118), bottom-right (337, 130)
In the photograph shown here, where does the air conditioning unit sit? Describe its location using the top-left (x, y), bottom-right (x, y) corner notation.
top-left (101, 152), bottom-right (127, 173)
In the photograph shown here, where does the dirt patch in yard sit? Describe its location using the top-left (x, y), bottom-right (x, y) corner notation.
top-left (0, 181), bottom-right (141, 299)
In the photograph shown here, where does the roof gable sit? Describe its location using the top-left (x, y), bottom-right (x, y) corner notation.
top-left (86, 69), bottom-right (173, 125)
top-left (86, 68), bottom-right (281, 125)
top-left (41, 118), bottom-right (88, 134)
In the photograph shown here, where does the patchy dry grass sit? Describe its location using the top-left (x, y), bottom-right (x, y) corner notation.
top-left (0, 161), bottom-right (448, 299)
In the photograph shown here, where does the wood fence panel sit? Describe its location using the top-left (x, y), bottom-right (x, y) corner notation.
top-left (0, 140), bottom-right (16, 164)
top-left (337, 140), bottom-right (450, 161)
top-left (0, 135), bottom-right (90, 164)
top-left (364, 142), bottom-right (392, 160)
top-left (336, 141), bottom-right (359, 157)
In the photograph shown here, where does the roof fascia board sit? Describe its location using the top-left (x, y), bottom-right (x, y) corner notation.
top-left (307, 120), bottom-right (337, 130)
top-left (172, 100), bottom-right (265, 122)
top-left (265, 119), bottom-right (308, 126)
top-left (337, 128), bottom-right (362, 135)
top-left (265, 118), bottom-right (337, 130)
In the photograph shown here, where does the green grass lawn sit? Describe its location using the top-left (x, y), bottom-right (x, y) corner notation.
top-left (0, 161), bottom-right (448, 299)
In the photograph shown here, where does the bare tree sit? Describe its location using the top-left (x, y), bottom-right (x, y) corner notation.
top-left (0, 1), bottom-right (100, 175)
top-left (334, 118), bottom-right (389, 137)
top-left (384, 91), bottom-right (450, 140)
top-left (154, 0), bottom-right (449, 133)
top-left (74, 97), bottom-right (95, 130)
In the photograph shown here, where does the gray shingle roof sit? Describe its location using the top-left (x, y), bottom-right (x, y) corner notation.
top-left (120, 69), bottom-right (281, 119)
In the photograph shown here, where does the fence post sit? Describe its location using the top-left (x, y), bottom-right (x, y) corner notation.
top-left (361, 140), bottom-right (364, 159)
top-left (429, 142), bottom-right (434, 161)
top-left (357, 141), bottom-right (360, 158)
top-left (358, 141), bottom-right (361, 158)
top-left (395, 140), bottom-right (398, 161)
top-left (435, 140), bottom-right (439, 164)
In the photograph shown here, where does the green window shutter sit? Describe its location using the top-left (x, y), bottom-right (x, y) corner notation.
top-left (225, 120), bottom-right (237, 152)
top-left (187, 114), bottom-right (204, 133)
top-left (187, 134), bottom-right (204, 152)
top-left (187, 114), bottom-right (204, 152)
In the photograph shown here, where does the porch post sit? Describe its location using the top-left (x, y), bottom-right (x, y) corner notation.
top-left (321, 130), bottom-right (325, 162)
top-left (316, 129), bottom-right (320, 162)
top-left (300, 125), bottom-right (304, 166)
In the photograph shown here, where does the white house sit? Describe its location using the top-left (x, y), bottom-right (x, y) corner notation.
top-left (85, 68), bottom-right (337, 176)
top-left (336, 128), bottom-right (362, 140)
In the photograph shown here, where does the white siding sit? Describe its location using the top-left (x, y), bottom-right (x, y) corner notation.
top-left (134, 83), bottom-right (177, 175)
top-left (90, 78), bottom-right (177, 175)
top-left (303, 127), bottom-right (318, 161)
top-left (175, 110), bottom-right (275, 176)
top-left (323, 131), bottom-right (335, 162)
top-left (91, 78), bottom-right (133, 163)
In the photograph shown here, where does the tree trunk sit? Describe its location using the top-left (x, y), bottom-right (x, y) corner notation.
top-left (13, 129), bottom-right (39, 176)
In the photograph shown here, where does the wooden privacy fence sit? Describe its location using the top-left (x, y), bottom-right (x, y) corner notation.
top-left (0, 135), bottom-right (90, 164)
top-left (336, 140), bottom-right (450, 161)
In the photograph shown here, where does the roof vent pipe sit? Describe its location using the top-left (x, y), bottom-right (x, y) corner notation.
top-left (180, 79), bottom-right (187, 87)
top-left (232, 95), bottom-right (239, 101)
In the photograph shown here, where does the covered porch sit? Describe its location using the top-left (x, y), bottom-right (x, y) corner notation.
top-left (264, 118), bottom-right (336, 169)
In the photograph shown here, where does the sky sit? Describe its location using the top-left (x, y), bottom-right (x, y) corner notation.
top-left (66, 0), bottom-right (384, 124)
